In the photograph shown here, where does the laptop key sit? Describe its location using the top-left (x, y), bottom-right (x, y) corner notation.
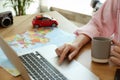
top-left (19, 51), bottom-right (68, 80)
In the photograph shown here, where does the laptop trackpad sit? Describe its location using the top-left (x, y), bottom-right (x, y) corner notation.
top-left (50, 57), bottom-right (99, 80)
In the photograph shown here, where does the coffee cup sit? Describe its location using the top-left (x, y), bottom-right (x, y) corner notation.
top-left (91, 37), bottom-right (112, 63)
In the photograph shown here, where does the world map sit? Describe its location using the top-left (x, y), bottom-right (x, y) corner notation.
top-left (5, 27), bottom-right (52, 48)
top-left (4, 27), bottom-right (75, 53)
top-left (0, 27), bottom-right (75, 76)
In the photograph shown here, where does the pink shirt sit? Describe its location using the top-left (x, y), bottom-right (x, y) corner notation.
top-left (75, 0), bottom-right (120, 42)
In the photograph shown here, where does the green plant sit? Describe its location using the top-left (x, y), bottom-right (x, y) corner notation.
top-left (3, 0), bottom-right (34, 16)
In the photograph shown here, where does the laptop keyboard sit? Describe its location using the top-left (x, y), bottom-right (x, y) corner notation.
top-left (19, 51), bottom-right (68, 80)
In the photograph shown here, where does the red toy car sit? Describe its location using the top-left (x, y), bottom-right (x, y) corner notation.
top-left (32, 15), bottom-right (58, 28)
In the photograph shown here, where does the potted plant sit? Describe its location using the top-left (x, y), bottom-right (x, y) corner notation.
top-left (3, 0), bottom-right (34, 16)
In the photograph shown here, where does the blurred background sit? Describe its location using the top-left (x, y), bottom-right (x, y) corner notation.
top-left (0, 0), bottom-right (105, 16)
top-left (0, 0), bottom-right (105, 26)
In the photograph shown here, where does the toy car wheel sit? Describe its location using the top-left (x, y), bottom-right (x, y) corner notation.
top-left (34, 25), bottom-right (39, 28)
top-left (52, 23), bottom-right (57, 27)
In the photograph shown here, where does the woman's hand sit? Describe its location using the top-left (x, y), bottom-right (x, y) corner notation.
top-left (55, 34), bottom-right (91, 64)
top-left (55, 43), bottom-right (81, 64)
top-left (110, 40), bottom-right (120, 66)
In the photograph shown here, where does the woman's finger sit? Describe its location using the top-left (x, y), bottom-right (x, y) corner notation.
top-left (68, 48), bottom-right (79, 61)
top-left (58, 44), bottom-right (71, 64)
top-left (112, 39), bottom-right (120, 46)
top-left (111, 48), bottom-right (120, 59)
top-left (55, 44), bottom-right (65, 56)
top-left (110, 56), bottom-right (120, 66)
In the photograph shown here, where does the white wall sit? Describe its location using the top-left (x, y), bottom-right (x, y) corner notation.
top-left (49, 0), bottom-right (105, 15)
top-left (0, 0), bottom-right (15, 15)
top-left (26, 0), bottom-right (40, 14)
top-left (0, 0), bottom-right (106, 16)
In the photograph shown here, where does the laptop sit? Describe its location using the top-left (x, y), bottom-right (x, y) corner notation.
top-left (0, 35), bottom-right (99, 80)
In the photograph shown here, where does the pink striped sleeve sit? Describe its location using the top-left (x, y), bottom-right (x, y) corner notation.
top-left (75, 0), bottom-right (117, 38)
top-left (74, 20), bottom-right (100, 38)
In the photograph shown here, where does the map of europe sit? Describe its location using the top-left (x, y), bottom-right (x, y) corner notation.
top-left (5, 27), bottom-right (52, 48)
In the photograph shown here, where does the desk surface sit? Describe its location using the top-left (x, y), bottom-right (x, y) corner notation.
top-left (0, 11), bottom-right (118, 80)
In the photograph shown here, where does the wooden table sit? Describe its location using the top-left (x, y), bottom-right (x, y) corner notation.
top-left (0, 11), bottom-right (118, 80)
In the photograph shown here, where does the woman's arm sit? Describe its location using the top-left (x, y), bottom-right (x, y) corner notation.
top-left (56, 34), bottom-right (90, 64)
top-left (75, 0), bottom-right (116, 38)
top-left (56, 0), bottom-right (118, 64)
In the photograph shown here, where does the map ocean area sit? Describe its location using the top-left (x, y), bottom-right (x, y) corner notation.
top-left (0, 27), bottom-right (75, 76)
top-left (0, 49), bottom-right (20, 76)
